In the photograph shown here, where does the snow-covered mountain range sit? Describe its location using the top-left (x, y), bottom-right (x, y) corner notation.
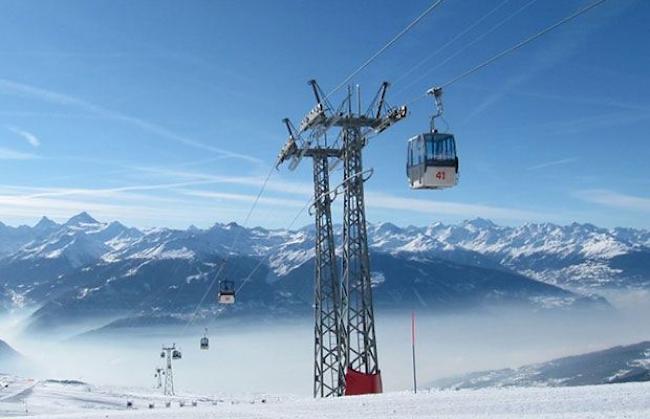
top-left (430, 341), bottom-right (650, 389)
top-left (368, 218), bottom-right (650, 290)
top-left (0, 213), bottom-right (647, 329)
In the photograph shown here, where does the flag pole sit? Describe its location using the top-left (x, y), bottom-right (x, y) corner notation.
top-left (411, 311), bottom-right (417, 394)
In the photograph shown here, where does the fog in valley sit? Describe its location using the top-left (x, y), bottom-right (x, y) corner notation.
top-left (1, 290), bottom-right (649, 396)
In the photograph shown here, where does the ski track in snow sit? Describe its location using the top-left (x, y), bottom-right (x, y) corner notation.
top-left (1, 378), bottom-right (649, 418)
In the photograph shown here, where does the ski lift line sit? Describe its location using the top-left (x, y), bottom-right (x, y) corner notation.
top-left (325, 0), bottom-right (446, 100)
top-left (181, 163), bottom-right (277, 334)
top-left (234, 194), bottom-right (312, 295)
top-left (182, 189), bottom-right (314, 334)
top-left (392, 0), bottom-right (514, 87)
top-left (182, 194), bottom-right (312, 335)
top-left (133, 164), bottom-right (279, 321)
top-left (404, 0), bottom-right (609, 106)
top-left (393, 0), bottom-right (540, 99)
top-left (229, 166), bottom-right (370, 305)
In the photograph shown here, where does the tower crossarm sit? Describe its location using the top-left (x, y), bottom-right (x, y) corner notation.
top-left (372, 105), bottom-right (408, 134)
top-left (299, 80), bottom-right (332, 133)
top-left (303, 148), bottom-right (342, 159)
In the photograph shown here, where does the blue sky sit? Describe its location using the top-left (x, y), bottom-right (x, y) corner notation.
top-left (0, 0), bottom-right (648, 229)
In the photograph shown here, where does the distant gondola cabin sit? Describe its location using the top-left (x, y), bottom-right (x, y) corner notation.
top-left (218, 280), bottom-right (236, 304)
top-left (200, 336), bottom-right (209, 350)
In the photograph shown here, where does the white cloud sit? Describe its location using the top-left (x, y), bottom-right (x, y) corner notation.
top-left (0, 147), bottom-right (39, 160)
top-left (179, 189), bottom-right (307, 208)
top-left (576, 189), bottom-right (650, 212)
top-left (527, 157), bottom-right (578, 171)
top-left (0, 78), bottom-right (262, 165)
top-left (365, 191), bottom-right (548, 222)
top-left (19, 180), bottom-right (219, 200)
top-left (0, 193), bottom-right (246, 227)
top-left (130, 165), bottom-right (314, 196)
top-left (6, 125), bottom-right (41, 147)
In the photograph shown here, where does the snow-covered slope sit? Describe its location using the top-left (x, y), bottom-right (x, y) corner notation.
top-left (0, 339), bottom-right (21, 361)
top-left (0, 375), bottom-right (649, 418)
top-left (0, 375), bottom-right (262, 417)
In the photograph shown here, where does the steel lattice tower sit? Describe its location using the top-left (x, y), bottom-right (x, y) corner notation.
top-left (277, 80), bottom-right (407, 397)
top-left (163, 347), bottom-right (174, 396)
top-left (160, 344), bottom-right (180, 396)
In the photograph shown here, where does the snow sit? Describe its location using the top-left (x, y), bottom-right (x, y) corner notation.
top-left (1, 377), bottom-right (649, 418)
top-left (525, 262), bottom-right (626, 289)
top-left (370, 271), bottom-right (386, 287)
top-left (128, 245), bottom-right (196, 260)
top-left (528, 295), bottom-right (577, 309)
top-left (122, 261), bottom-right (152, 277)
top-left (8, 290), bottom-right (25, 308)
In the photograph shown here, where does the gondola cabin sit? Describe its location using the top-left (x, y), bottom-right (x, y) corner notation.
top-left (218, 280), bottom-right (236, 304)
top-left (407, 132), bottom-right (458, 189)
top-left (200, 336), bottom-right (209, 350)
top-left (172, 349), bottom-right (182, 360)
top-left (200, 329), bottom-right (209, 350)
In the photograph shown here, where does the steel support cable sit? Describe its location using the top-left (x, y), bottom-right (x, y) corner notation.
top-left (394, 0), bottom-right (540, 99)
top-left (183, 193), bottom-right (313, 333)
top-left (325, 0), bottom-right (446, 100)
top-left (440, 0), bottom-right (608, 89)
top-left (183, 162), bottom-right (361, 333)
top-left (233, 163), bottom-right (358, 299)
top-left (182, 163), bottom-right (276, 333)
top-left (234, 197), bottom-right (311, 294)
top-left (405, 0), bottom-right (609, 106)
top-left (392, 0), bottom-right (513, 87)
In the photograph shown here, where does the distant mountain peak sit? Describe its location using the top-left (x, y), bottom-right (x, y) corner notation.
top-left (65, 212), bottom-right (99, 226)
top-left (0, 338), bottom-right (21, 359)
top-left (375, 222), bottom-right (401, 234)
top-left (34, 216), bottom-right (59, 230)
top-left (463, 217), bottom-right (496, 229)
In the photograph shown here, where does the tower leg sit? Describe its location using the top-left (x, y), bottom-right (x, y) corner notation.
top-left (313, 155), bottom-right (345, 397)
top-left (342, 127), bottom-right (382, 395)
